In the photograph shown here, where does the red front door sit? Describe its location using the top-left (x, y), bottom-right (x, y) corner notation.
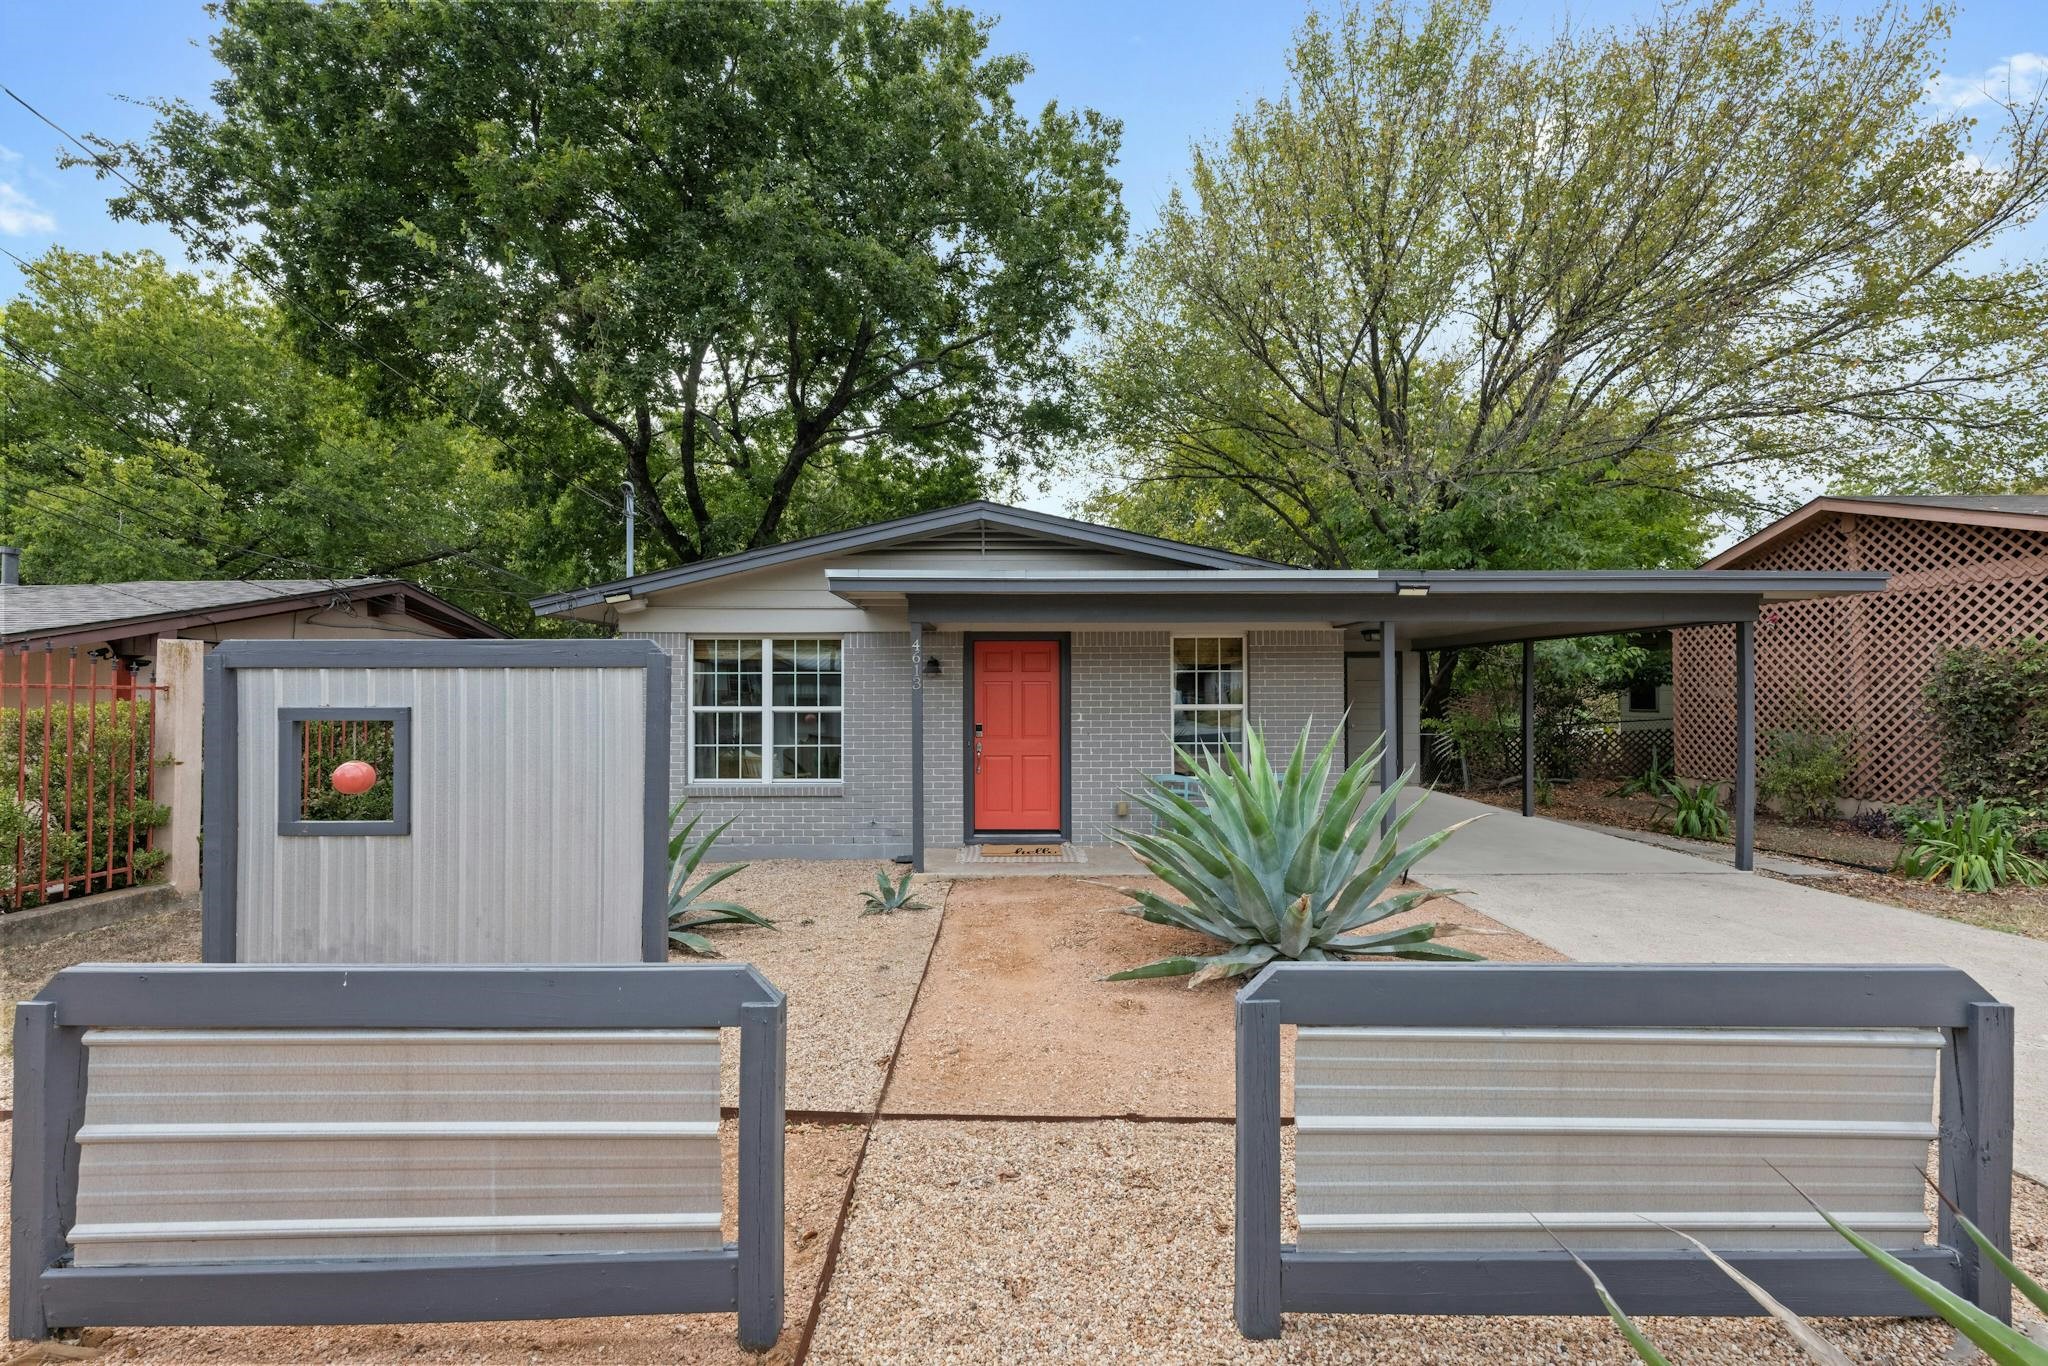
top-left (973, 639), bottom-right (1062, 834)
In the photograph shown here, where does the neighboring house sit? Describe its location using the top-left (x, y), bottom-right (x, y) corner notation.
top-left (1674, 494), bottom-right (2048, 805)
top-left (0, 568), bottom-right (504, 685)
top-left (534, 502), bottom-right (1881, 868)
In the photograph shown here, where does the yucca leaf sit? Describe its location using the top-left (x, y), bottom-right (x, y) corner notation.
top-left (1949, 1211), bottom-right (2048, 1320)
top-left (667, 929), bottom-right (719, 957)
top-left (1104, 955), bottom-right (1205, 981)
top-left (1654, 1224), bottom-right (1852, 1365)
top-left (1533, 1215), bottom-right (1671, 1365)
top-left (1188, 943), bottom-right (1280, 986)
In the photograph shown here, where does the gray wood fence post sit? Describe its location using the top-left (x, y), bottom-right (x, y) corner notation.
top-left (1520, 640), bottom-right (1535, 817)
top-left (738, 996), bottom-right (788, 1350)
top-left (1378, 622), bottom-right (1399, 838)
top-left (1945, 1002), bottom-right (2015, 1322)
top-left (1235, 994), bottom-right (1283, 1339)
top-left (10, 1000), bottom-right (83, 1341)
top-left (1734, 619), bottom-right (1756, 872)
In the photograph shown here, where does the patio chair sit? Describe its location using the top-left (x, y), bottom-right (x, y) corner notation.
top-left (1233, 962), bottom-right (2014, 1338)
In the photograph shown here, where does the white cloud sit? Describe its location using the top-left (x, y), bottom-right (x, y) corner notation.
top-left (0, 181), bottom-right (56, 236)
top-left (1926, 52), bottom-right (2048, 111)
top-left (0, 143), bottom-right (21, 164)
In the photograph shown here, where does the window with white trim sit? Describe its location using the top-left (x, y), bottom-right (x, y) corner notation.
top-left (690, 638), bottom-right (843, 782)
top-left (1172, 635), bottom-right (1247, 774)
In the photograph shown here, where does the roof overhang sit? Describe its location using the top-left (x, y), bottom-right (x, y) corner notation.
top-left (1706, 496), bottom-right (2048, 569)
top-left (825, 567), bottom-right (1889, 649)
top-left (1, 582), bottom-right (505, 653)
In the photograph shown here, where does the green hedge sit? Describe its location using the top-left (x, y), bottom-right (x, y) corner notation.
top-left (1925, 639), bottom-right (2048, 805)
top-left (1, 698), bottom-right (170, 910)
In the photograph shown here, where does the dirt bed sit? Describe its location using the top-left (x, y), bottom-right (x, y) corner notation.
top-left (883, 875), bottom-right (1560, 1119)
top-left (687, 860), bottom-right (948, 1114)
top-left (809, 1118), bottom-right (2043, 1364)
top-left (0, 1118), bottom-right (863, 1364)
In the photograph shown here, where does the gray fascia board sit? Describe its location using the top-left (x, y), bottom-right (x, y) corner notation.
top-left (826, 568), bottom-right (1887, 599)
top-left (208, 638), bottom-right (668, 670)
top-left (528, 502), bottom-right (1280, 614)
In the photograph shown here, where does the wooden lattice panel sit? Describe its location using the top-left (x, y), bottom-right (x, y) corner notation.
top-left (1674, 510), bottom-right (2048, 803)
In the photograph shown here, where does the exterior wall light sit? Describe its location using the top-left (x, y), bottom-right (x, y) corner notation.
top-left (924, 653), bottom-right (943, 677)
top-left (1396, 583), bottom-right (1430, 597)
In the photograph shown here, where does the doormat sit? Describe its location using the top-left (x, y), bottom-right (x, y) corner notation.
top-left (980, 843), bottom-right (1063, 858)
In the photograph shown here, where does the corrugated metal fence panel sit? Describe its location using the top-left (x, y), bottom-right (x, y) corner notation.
top-left (68, 1028), bottom-right (720, 1266)
top-left (236, 667), bottom-right (646, 962)
top-left (1295, 1026), bottom-right (1942, 1253)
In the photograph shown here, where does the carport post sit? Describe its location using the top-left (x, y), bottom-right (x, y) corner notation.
top-left (1379, 621), bottom-right (1398, 837)
top-left (1734, 618), bottom-right (1756, 872)
top-left (1520, 640), bottom-right (1535, 818)
top-left (910, 620), bottom-right (925, 873)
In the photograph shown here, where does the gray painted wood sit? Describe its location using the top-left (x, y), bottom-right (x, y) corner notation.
top-left (8, 1002), bottom-right (58, 1339)
top-left (1520, 640), bottom-right (1535, 818)
top-left (1240, 962), bottom-right (1995, 1028)
top-left (200, 650), bottom-right (238, 961)
top-left (1735, 619), bottom-right (1757, 871)
top-left (1235, 995), bottom-right (1283, 1339)
top-left (1378, 622), bottom-right (1397, 838)
top-left (641, 650), bottom-right (671, 961)
top-left (1955, 1002), bottom-right (2016, 1320)
top-left (738, 998), bottom-right (788, 1349)
top-left (1279, 1248), bottom-right (1960, 1317)
top-left (910, 620), bottom-right (925, 872)
top-left (39, 1250), bottom-right (739, 1326)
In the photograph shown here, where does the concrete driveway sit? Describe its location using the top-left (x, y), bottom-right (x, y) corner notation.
top-left (1405, 788), bottom-right (2048, 1178)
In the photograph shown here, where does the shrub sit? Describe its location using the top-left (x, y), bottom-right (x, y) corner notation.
top-left (1759, 725), bottom-right (1857, 822)
top-left (1894, 799), bottom-right (2048, 892)
top-left (1, 699), bottom-right (168, 910)
top-left (1656, 777), bottom-right (1729, 840)
top-left (1925, 638), bottom-right (2048, 804)
top-left (1106, 720), bottom-right (1484, 985)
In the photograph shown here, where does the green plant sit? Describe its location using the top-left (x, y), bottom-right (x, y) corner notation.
top-left (1105, 720), bottom-right (1485, 985)
top-left (860, 868), bottom-right (930, 916)
top-left (1895, 799), bottom-right (2048, 892)
top-left (1927, 639), bottom-right (2048, 805)
top-left (2, 699), bottom-right (169, 910)
top-left (665, 801), bottom-right (772, 956)
top-left (1610, 748), bottom-right (1671, 799)
top-left (1760, 725), bottom-right (1858, 823)
top-left (1656, 777), bottom-right (1729, 840)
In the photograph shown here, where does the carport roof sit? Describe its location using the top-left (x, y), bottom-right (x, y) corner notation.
top-left (824, 566), bottom-right (1889, 649)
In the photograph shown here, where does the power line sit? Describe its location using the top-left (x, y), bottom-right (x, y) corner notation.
top-left (0, 243), bottom-right (556, 602)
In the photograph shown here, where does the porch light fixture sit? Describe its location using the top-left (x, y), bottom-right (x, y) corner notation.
top-left (1396, 582), bottom-right (1430, 597)
top-left (923, 653), bottom-right (943, 677)
top-left (603, 591), bottom-right (633, 605)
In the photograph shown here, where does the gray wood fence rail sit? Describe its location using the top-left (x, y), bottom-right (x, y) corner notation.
top-left (1234, 962), bottom-right (2014, 1338)
top-left (10, 963), bottom-right (786, 1349)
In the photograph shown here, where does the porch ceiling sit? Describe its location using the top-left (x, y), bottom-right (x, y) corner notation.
top-left (824, 567), bottom-right (1888, 649)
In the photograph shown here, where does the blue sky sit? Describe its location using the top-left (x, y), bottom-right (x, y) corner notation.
top-left (4, 0), bottom-right (2043, 299)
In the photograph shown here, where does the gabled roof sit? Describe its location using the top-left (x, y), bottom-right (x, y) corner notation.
top-left (1, 578), bottom-right (504, 650)
top-left (529, 501), bottom-right (1287, 615)
top-left (1705, 494), bottom-right (2048, 569)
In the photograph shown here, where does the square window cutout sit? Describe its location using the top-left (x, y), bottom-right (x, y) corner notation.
top-left (278, 707), bottom-right (412, 836)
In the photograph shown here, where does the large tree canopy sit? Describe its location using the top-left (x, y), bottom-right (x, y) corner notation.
top-left (1089, 0), bottom-right (2048, 572)
top-left (0, 248), bottom-right (542, 628)
top-left (93, 0), bottom-right (1125, 570)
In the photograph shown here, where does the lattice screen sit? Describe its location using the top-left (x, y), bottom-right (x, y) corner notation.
top-left (1674, 510), bottom-right (2048, 803)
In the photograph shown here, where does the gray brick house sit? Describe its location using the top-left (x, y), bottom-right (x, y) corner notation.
top-left (532, 502), bottom-right (1882, 870)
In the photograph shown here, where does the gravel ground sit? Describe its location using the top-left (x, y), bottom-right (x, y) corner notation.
top-left (808, 1118), bottom-right (2043, 1365)
top-left (0, 906), bottom-right (201, 1107)
top-left (885, 875), bottom-right (1559, 1119)
top-left (0, 1118), bottom-right (866, 1364)
top-left (687, 860), bottom-right (948, 1114)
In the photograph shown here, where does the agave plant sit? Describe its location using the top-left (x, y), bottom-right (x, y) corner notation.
top-left (860, 868), bottom-right (930, 915)
top-left (1105, 719), bottom-right (1485, 986)
top-left (666, 800), bottom-right (773, 956)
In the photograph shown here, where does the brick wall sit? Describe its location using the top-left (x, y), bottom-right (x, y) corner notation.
top-left (637, 625), bottom-right (1348, 854)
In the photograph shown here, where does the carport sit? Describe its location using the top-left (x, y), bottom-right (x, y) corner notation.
top-left (826, 566), bottom-right (1888, 871)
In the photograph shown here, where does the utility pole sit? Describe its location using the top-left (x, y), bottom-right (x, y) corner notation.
top-left (621, 480), bottom-right (637, 578)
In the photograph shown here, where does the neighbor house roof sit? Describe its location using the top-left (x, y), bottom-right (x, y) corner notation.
top-left (1, 578), bottom-right (504, 651)
top-left (1705, 494), bottom-right (2048, 570)
top-left (529, 501), bottom-right (1288, 616)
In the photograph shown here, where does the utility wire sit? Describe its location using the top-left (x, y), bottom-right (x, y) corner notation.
top-left (0, 242), bottom-right (555, 602)
top-left (2, 86), bottom-right (608, 604)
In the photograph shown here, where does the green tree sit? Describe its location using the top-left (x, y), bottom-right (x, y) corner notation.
top-left (90, 0), bottom-right (1126, 572)
top-left (1091, 0), bottom-right (2048, 571)
top-left (0, 248), bottom-right (540, 627)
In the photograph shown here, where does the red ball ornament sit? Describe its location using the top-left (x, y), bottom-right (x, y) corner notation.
top-left (331, 760), bottom-right (379, 796)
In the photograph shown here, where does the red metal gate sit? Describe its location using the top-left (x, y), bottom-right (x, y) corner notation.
top-left (5, 652), bottom-right (167, 911)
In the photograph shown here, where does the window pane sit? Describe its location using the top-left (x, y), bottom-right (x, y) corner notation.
top-left (693, 639), bottom-right (762, 708)
top-left (1215, 638), bottom-right (1244, 667)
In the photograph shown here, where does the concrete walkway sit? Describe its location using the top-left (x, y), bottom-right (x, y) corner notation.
top-left (1406, 788), bottom-right (2048, 1178)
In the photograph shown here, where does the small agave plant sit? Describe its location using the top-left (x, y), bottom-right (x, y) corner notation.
top-left (1107, 719), bottom-right (1485, 985)
top-left (666, 800), bottom-right (774, 956)
top-left (860, 868), bottom-right (931, 916)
